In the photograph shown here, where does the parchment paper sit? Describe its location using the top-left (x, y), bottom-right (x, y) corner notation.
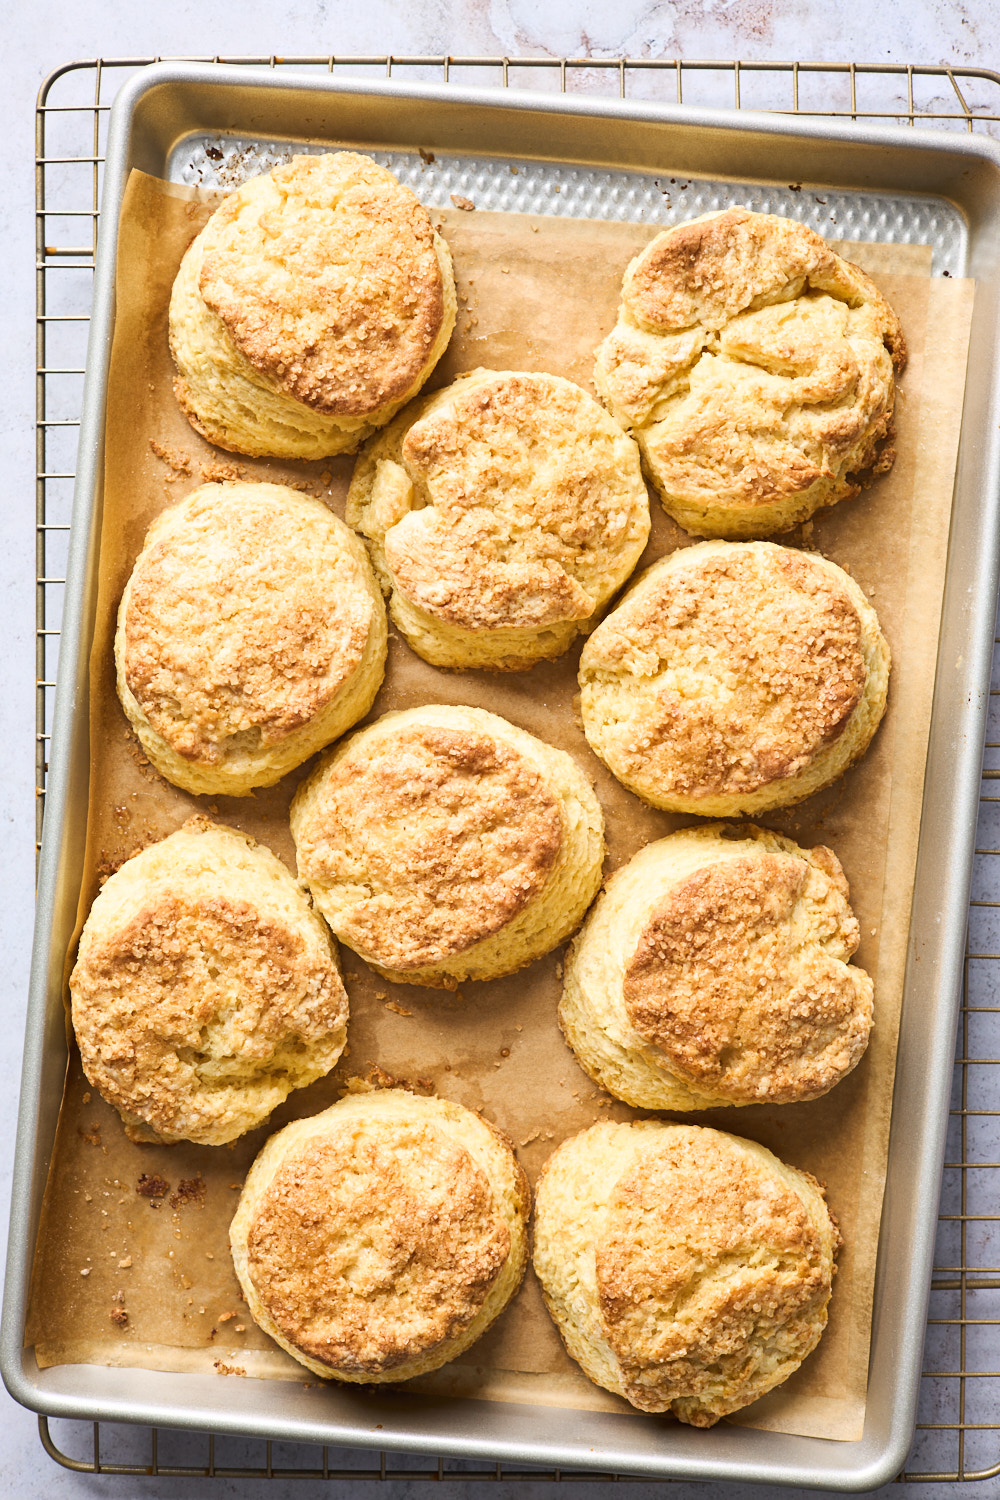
top-left (26, 168), bottom-right (975, 1444)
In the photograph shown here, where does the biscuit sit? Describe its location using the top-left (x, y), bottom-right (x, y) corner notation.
top-left (230, 1088), bottom-right (530, 1382)
top-left (560, 823), bottom-right (873, 1109)
top-left (346, 369), bottom-right (650, 669)
top-left (169, 152), bottom-right (457, 459)
top-left (533, 1120), bottom-right (839, 1426)
top-left (579, 540), bottom-right (890, 815)
top-left (70, 819), bottom-right (348, 1146)
top-left (115, 482), bottom-right (387, 797)
top-left (594, 209), bottom-right (906, 537)
top-left (290, 704), bottom-right (605, 988)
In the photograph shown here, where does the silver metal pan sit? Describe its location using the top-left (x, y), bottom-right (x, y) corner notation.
top-left (6, 60), bottom-right (1000, 1490)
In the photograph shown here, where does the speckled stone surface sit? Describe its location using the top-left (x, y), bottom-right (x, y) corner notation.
top-left (3, 3), bottom-right (1000, 1497)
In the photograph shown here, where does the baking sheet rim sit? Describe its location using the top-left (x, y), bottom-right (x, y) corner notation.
top-left (6, 59), bottom-right (1000, 1492)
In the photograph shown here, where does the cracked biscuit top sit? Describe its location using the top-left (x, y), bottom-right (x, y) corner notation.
top-left (169, 153), bottom-right (456, 459)
top-left (578, 539), bottom-right (890, 816)
top-left (347, 369), bottom-right (650, 669)
top-left (69, 820), bottom-right (348, 1147)
top-left (594, 209), bottom-right (906, 537)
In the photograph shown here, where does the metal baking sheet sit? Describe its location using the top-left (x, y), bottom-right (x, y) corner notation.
top-left (6, 59), bottom-right (1000, 1491)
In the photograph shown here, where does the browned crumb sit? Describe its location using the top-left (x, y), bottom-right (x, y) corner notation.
top-left (218, 1311), bottom-right (236, 1323)
top-left (124, 731), bottom-right (158, 782)
top-left (384, 1000), bottom-right (413, 1017)
top-left (213, 1360), bottom-right (246, 1376)
top-left (419, 148), bottom-right (436, 165)
top-left (451, 194), bottom-right (475, 211)
top-left (199, 460), bottom-right (245, 483)
top-left (77, 1123), bottom-right (102, 1147)
top-left (367, 1064), bottom-right (398, 1090)
top-left (149, 439), bottom-right (191, 477)
top-left (136, 1173), bottom-right (170, 1200)
top-left (169, 1176), bottom-right (207, 1210)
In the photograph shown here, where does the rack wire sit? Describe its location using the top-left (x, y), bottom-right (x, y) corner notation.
top-left (34, 55), bottom-right (1000, 1485)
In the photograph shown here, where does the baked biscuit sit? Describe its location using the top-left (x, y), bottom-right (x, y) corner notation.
top-left (346, 369), bottom-right (650, 670)
top-left (579, 540), bottom-right (890, 815)
top-left (169, 152), bottom-right (457, 458)
top-left (560, 823), bottom-right (873, 1109)
top-left (290, 704), bottom-right (605, 988)
top-left (533, 1120), bottom-right (839, 1426)
top-left (594, 209), bottom-right (906, 537)
top-left (70, 819), bottom-right (348, 1146)
top-left (115, 482), bottom-right (387, 797)
top-left (230, 1088), bottom-right (530, 1382)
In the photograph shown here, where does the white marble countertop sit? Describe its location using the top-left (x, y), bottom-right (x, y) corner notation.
top-left (4, 3), bottom-right (1000, 1497)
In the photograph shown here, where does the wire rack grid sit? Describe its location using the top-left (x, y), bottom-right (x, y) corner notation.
top-left (31, 54), bottom-right (1000, 1486)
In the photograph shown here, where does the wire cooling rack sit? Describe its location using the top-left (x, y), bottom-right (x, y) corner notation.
top-left (33, 55), bottom-right (1000, 1485)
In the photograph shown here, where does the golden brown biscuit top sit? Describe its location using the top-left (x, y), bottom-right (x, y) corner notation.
top-left (384, 371), bottom-right (647, 629)
top-left (71, 894), bottom-right (347, 1139)
top-left (197, 152), bottom-right (447, 417)
top-left (597, 211), bottom-right (905, 520)
top-left (595, 1133), bottom-right (830, 1414)
top-left (296, 724), bottom-right (563, 969)
top-left (623, 209), bottom-right (857, 334)
top-left (581, 545), bottom-right (867, 798)
top-left (623, 847), bottom-right (872, 1103)
top-left (245, 1120), bottom-right (510, 1374)
top-left (122, 488), bottom-right (372, 764)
